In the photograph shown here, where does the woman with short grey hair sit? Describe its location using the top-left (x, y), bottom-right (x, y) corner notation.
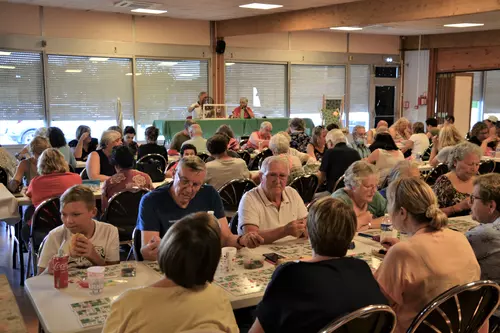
top-left (268, 134), bottom-right (304, 183)
top-left (325, 129), bottom-right (346, 149)
top-left (434, 142), bottom-right (482, 217)
top-left (249, 197), bottom-right (387, 333)
top-left (331, 161), bottom-right (387, 230)
top-left (86, 130), bottom-right (122, 181)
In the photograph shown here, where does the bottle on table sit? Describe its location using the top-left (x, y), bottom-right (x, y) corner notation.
top-left (380, 214), bottom-right (393, 244)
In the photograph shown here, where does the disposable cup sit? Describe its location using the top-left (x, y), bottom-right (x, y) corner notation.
top-left (87, 266), bottom-right (105, 295)
top-left (219, 247), bottom-right (237, 273)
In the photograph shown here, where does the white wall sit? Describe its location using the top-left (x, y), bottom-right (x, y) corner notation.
top-left (403, 50), bottom-right (430, 124)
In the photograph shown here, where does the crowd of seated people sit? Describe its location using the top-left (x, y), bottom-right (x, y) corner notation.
top-left (4, 113), bottom-right (500, 333)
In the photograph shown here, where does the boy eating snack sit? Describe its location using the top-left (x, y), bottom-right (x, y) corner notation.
top-left (38, 185), bottom-right (120, 274)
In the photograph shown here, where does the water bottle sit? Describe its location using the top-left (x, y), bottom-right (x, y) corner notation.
top-left (495, 144), bottom-right (500, 159)
top-left (380, 214), bottom-right (393, 244)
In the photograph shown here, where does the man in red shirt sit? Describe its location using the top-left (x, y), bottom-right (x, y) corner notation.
top-left (232, 97), bottom-right (255, 119)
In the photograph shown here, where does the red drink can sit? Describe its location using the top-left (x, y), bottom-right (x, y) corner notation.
top-left (53, 256), bottom-right (69, 289)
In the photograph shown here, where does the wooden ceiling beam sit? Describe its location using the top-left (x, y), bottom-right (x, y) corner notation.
top-left (403, 28), bottom-right (500, 50)
top-left (216, 0), bottom-right (500, 37)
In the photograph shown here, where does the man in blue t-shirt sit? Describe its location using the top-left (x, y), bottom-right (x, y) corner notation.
top-left (137, 156), bottom-right (263, 261)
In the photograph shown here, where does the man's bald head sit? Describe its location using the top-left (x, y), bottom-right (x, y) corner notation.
top-left (376, 120), bottom-right (388, 128)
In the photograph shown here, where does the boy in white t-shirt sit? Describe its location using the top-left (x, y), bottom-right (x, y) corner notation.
top-left (37, 185), bottom-right (120, 274)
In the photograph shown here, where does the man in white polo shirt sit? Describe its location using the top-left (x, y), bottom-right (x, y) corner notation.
top-left (238, 155), bottom-right (308, 244)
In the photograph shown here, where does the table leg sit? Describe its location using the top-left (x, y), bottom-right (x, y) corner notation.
top-left (14, 221), bottom-right (25, 286)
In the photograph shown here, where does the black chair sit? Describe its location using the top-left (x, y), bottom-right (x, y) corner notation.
top-left (102, 187), bottom-right (150, 245)
top-left (137, 153), bottom-right (167, 172)
top-left (80, 168), bottom-right (89, 180)
top-left (229, 213), bottom-right (239, 235)
top-left (249, 149), bottom-right (272, 171)
top-left (197, 152), bottom-right (210, 162)
top-left (407, 280), bottom-right (500, 333)
top-left (0, 166), bottom-right (8, 186)
top-left (422, 143), bottom-right (433, 162)
top-left (289, 174), bottom-right (319, 204)
top-left (425, 163), bottom-right (449, 186)
top-left (333, 175), bottom-right (345, 192)
top-left (318, 304), bottom-right (396, 333)
top-left (237, 150), bottom-right (252, 166)
top-left (26, 197), bottom-right (62, 278)
top-left (479, 160), bottom-right (496, 175)
top-left (132, 227), bottom-right (143, 261)
top-left (218, 179), bottom-right (257, 212)
top-left (68, 164), bottom-right (76, 173)
top-left (240, 139), bottom-right (249, 148)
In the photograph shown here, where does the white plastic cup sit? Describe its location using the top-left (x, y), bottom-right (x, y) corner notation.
top-left (219, 247), bottom-right (237, 273)
top-left (87, 266), bottom-right (105, 295)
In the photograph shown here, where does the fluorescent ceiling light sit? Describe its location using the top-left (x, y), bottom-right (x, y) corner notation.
top-left (0, 65), bottom-right (15, 69)
top-left (65, 69), bottom-right (82, 73)
top-left (239, 3), bottom-right (283, 9)
top-left (131, 8), bottom-right (168, 14)
top-left (443, 23), bottom-right (484, 28)
top-left (126, 73), bottom-right (142, 76)
top-left (158, 61), bottom-right (178, 67)
top-left (178, 74), bottom-right (194, 77)
top-left (330, 27), bottom-right (363, 31)
top-left (0, 51), bottom-right (12, 56)
top-left (89, 57), bottom-right (109, 62)
top-left (225, 63), bottom-right (235, 66)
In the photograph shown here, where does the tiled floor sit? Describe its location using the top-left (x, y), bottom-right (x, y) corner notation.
top-left (0, 222), bottom-right (38, 333)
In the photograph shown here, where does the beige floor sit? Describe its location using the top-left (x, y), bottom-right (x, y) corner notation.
top-left (0, 222), bottom-right (38, 333)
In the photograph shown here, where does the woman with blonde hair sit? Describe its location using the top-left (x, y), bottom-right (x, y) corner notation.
top-left (26, 148), bottom-right (82, 207)
top-left (307, 126), bottom-right (327, 161)
top-left (389, 117), bottom-right (411, 147)
top-left (86, 130), bottom-right (122, 181)
top-left (429, 124), bottom-right (464, 166)
top-left (8, 136), bottom-right (51, 192)
top-left (375, 177), bottom-right (481, 333)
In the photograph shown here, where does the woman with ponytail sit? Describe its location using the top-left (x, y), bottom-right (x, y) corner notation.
top-left (375, 177), bottom-right (482, 333)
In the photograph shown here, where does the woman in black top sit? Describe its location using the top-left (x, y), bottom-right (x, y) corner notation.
top-left (68, 125), bottom-right (98, 161)
top-left (137, 126), bottom-right (168, 161)
top-left (306, 126), bottom-right (326, 161)
top-left (86, 130), bottom-right (122, 181)
top-left (250, 197), bottom-right (387, 333)
top-left (468, 121), bottom-right (495, 155)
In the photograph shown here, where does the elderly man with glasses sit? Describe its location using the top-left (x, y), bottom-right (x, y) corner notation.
top-left (349, 125), bottom-right (370, 158)
top-left (137, 156), bottom-right (263, 261)
top-left (238, 156), bottom-right (308, 244)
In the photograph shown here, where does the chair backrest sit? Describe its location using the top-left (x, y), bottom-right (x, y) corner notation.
top-left (137, 153), bottom-right (167, 173)
top-left (425, 163), bottom-right (449, 186)
top-left (68, 164), bottom-right (75, 173)
top-left (289, 174), bottom-right (319, 204)
top-left (422, 143), bottom-right (433, 162)
top-left (333, 175), bottom-right (345, 192)
top-left (407, 280), bottom-right (500, 333)
top-left (479, 160), bottom-right (496, 175)
top-left (132, 227), bottom-right (144, 261)
top-left (318, 305), bottom-right (396, 333)
top-left (166, 160), bottom-right (177, 171)
top-left (197, 153), bottom-right (210, 162)
top-left (249, 149), bottom-right (272, 171)
top-left (30, 197), bottom-right (63, 251)
top-left (237, 150), bottom-right (251, 166)
top-left (239, 139), bottom-right (249, 148)
top-left (229, 213), bottom-right (239, 235)
top-left (218, 179), bottom-right (257, 212)
top-left (80, 168), bottom-right (89, 180)
top-left (102, 187), bottom-right (150, 243)
top-left (0, 166), bottom-right (7, 186)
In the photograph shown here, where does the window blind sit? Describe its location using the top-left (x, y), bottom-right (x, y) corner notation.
top-left (484, 70), bottom-right (500, 115)
top-left (225, 62), bottom-right (286, 118)
top-left (135, 59), bottom-right (209, 127)
top-left (0, 50), bottom-right (45, 121)
top-left (348, 65), bottom-right (370, 130)
top-left (47, 55), bottom-right (134, 125)
top-left (290, 65), bottom-right (345, 125)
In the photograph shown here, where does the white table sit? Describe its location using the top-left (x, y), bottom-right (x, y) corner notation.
top-left (25, 237), bottom-right (382, 333)
top-left (482, 156), bottom-right (500, 163)
top-left (417, 162), bottom-right (433, 173)
top-left (15, 179), bottom-right (173, 207)
top-left (75, 161), bottom-right (86, 169)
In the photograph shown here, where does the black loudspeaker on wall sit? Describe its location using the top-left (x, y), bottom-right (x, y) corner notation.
top-left (216, 40), bottom-right (226, 54)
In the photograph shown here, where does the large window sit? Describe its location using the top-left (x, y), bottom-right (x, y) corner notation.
top-left (290, 65), bottom-right (345, 126)
top-left (469, 72), bottom-right (484, 127)
top-left (226, 62), bottom-right (286, 118)
top-left (349, 65), bottom-right (370, 132)
top-left (0, 50), bottom-right (45, 145)
top-left (135, 59), bottom-right (209, 141)
top-left (47, 55), bottom-right (134, 142)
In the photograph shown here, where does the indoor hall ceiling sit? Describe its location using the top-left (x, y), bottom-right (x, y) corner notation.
top-left (2, 0), bottom-right (361, 20)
